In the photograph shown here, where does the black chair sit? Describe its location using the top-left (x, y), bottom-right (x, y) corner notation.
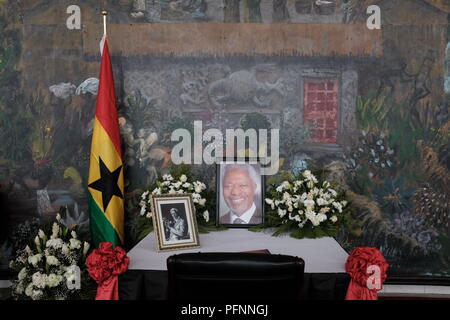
top-left (167, 252), bottom-right (305, 300)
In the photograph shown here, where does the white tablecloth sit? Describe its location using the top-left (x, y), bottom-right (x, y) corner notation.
top-left (127, 229), bottom-right (349, 273)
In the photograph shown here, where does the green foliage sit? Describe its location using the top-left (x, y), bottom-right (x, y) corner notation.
top-left (356, 94), bottom-right (391, 132)
top-left (240, 112), bottom-right (271, 131)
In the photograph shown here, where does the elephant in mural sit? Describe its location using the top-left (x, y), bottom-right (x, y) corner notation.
top-left (208, 69), bottom-right (286, 108)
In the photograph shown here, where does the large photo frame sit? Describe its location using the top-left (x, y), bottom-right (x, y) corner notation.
top-left (216, 157), bottom-right (265, 228)
top-left (150, 194), bottom-right (200, 252)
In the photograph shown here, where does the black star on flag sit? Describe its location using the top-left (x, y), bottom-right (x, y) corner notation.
top-left (88, 157), bottom-right (123, 212)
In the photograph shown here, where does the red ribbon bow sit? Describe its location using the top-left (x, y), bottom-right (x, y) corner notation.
top-left (345, 247), bottom-right (389, 300)
top-left (86, 242), bottom-right (130, 300)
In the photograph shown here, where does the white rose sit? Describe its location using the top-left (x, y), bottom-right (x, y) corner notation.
top-left (203, 210), bottom-right (210, 222)
top-left (69, 238), bottom-right (81, 250)
top-left (330, 215), bottom-right (338, 223)
top-left (46, 255), bottom-right (60, 266)
top-left (194, 186), bottom-right (202, 193)
top-left (180, 174), bottom-right (188, 182)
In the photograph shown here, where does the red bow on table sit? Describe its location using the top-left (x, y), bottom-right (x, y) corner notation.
top-left (345, 247), bottom-right (389, 300)
top-left (86, 242), bottom-right (130, 300)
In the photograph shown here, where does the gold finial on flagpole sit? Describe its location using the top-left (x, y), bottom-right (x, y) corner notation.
top-left (102, 10), bottom-right (108, 36)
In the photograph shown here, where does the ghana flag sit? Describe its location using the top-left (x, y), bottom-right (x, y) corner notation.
top-left (87, 37), bottom-right (124, 248)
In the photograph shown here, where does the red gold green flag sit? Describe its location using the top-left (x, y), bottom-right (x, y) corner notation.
top-left (88, 38), bottom-right (124, 248)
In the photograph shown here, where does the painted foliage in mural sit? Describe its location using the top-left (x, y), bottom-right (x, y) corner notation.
top-left (0, 0), bottom-right (449, 278)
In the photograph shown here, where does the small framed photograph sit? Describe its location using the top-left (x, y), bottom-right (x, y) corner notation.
top-left (150, 194), bottom-right (200, 252)
top-left (216, 158), bottom-right (265, 227)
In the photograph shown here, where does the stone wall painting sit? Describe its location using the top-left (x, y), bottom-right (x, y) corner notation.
top-left (0, 0), bottom-right (449, 280)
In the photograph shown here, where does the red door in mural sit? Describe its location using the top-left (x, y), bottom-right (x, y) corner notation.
top-left (303, 78), bottom-right (339, 144)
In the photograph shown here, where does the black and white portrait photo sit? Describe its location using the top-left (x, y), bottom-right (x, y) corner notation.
top-left (216, 160), bottom-right (264, 227)
top-left (160, 204), bottom-right (190, 241)
top-left (150, 194), bottom-right (200, 251)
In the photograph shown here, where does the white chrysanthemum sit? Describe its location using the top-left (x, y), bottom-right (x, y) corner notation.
top-left (316, 198), bottom-right (327, 206)
top-left (46, 255), bottom-right (60, 266)
top-left (203, 210), bottom-right (209, 222)
top-left (179, 174), bottom-right (188, 182)
top-left (46, 274), bottom-right (63, 288)
top-left (32, 272), bottom-right (46, 289)
top-left (69, 238), bottom-right (81, 250)
top-left (46, 238), bottom-right (64, 249)
top-left (152, 188), bottom-right (161, 195)
top-left (28, 254), bottom-right (42, 266)
top-left (304, 199), bottom-right (315, 207)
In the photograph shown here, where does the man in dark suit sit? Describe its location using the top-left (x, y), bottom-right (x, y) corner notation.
top-left (219, 164), bottom-right (262, 225)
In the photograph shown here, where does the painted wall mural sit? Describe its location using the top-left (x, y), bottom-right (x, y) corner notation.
top-left (0, 0), bottom-right (449, 279)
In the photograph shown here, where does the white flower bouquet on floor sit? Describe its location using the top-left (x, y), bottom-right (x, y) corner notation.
top-left (263, 170), bottom-right (351, 239)
top-left (9, 214), bottom-right (95, 300)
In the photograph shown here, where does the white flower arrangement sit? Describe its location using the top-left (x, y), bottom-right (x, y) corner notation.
top-left (10, 214), bottom-right (92, 300)
top-left (140, 173), bottom-right (209, 224)
top-left (264, 170), bottom-right (350, 239)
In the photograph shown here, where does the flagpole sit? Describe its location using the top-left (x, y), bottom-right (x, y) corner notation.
top-left (102, 10), bottom-right (108, 37)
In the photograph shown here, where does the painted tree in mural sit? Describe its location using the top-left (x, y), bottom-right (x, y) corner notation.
top-left (244, 0), bottom-right (262, 22)
top-left (273, 0), bottom-right (290, 22)
top-left (224, 0), bottom-right (241, 22)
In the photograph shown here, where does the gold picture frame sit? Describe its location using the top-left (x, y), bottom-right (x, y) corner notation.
top-left (150, 194), bottom-right (200, 252)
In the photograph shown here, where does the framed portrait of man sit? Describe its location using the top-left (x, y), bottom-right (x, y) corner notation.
top-left (150, 194), bottom-right (200, 252)
top-left (216, 158), bottom-right (265, 227)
